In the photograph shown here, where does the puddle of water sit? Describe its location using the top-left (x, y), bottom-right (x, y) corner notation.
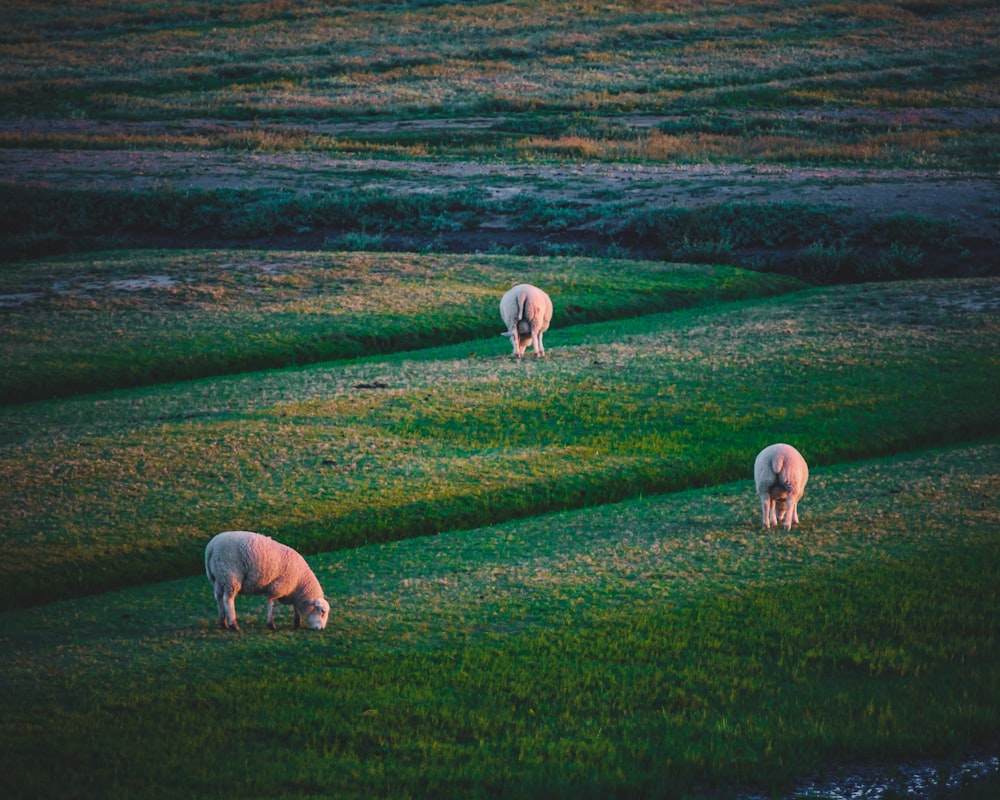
top-left (739, 755), bottom-right (999, 800)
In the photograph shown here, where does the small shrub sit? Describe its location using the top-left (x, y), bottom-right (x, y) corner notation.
top-left (793, 242), bottom-right (858, 284)
top-left (671, 237), bottom-right (736, 265)
top-left (324, 231), bottom-right (385, 251)
top-left (857, 242), bottom-right (925, 282)
top-left (604, 242), bottom-right (634, 260)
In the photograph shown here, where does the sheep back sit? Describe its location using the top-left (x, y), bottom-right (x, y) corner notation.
top-left (499, 283), bottom-right (553, 357)
top-left (753, 443), bottom-right (809, 530)
top-left (205, 530), bottom-right (328, 630)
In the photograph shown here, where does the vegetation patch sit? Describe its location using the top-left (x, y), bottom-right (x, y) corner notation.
top-left (2, 0), bottom-right (997, 269)
top-left (1, 441), bottom-right (997, 799)
top-left (1, 277), bottom-right (997, 610)
top-left (0, 250), bottom-right (801, 403)
top-left (1, 2), bottom-right (998, 794)
top-left (2, 183), bottom-right (987, 284)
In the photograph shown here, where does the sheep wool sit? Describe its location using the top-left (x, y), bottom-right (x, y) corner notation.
top-left (754, 443), bottom-right (809, 530)
top-left (205, 530), bottom-right (330, 631)
top-left (500, 283), bottom-right (553, 358)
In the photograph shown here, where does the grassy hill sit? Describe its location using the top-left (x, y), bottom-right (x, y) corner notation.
top-left (2, 273), bottom-right (998, 612)
top-left (1, 437), bottom-right (997, 799)
top-left (2, 1), bottom-right (999, 797)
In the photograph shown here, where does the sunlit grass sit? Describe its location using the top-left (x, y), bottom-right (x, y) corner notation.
top-left (0, 250), bottom-right (800, 403)
top-left (0, 440), bottom-right (997, 799)
top-left (1, 2), bottom-right (997, 795)
top-left (1, 0), bottom-right (997, 170)
top-left (1, 277), bottom-right (997, 610)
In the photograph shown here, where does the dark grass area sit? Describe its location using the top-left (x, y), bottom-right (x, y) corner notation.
top-left (1, 459), bottom-right (997, 799)
top-left (3, 183), bottom-right (993, 281)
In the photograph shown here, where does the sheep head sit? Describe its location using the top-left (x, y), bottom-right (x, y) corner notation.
top-left (296, 598), bottom-right (330, 631)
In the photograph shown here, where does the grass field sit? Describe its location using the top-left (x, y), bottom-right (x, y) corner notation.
top-left (0, 250), bottom-right (802, 403)
top-left (1, 269), bottom-right (999, 796)
top-left (2, 0), bottom-right (998, 270)
top-left (2, 1), bottom-right (999, 797)
top-left (3, 273), bottom-right (998, 612)
top-left (1, 439), bottom-right (997, 799)
top-left (3, 0), bottom-right (998, 166)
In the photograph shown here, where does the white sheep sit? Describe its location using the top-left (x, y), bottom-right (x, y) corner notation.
top-left (754, 443), bottom-right (809, 530)
top-left (500, 283), bottom-right (552, 358)
top-left (205, 530), bottom-right (330, 631)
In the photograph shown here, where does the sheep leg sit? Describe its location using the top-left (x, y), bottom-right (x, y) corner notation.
top-left (512, 327), bottom-right (524, 358)
top-left (213, 584), bottom-right (227, 628)
top-left (266, 599), bottom-right (277, 630)
top-left (780, 478), bottom-right (801, 529)
top-left (783, 495), bottom-right (800, 530)
top-left (219, 586), bottom-right (240, 631)
top-left (531, 324), bottom-right (545, 357)
top-left (760, 493), bottom-right (776, 528)
top-left (293, 608), bottom-right (302, 630)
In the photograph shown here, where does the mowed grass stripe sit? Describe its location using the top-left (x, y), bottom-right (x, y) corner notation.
top-left (1, 277), bottom-right (997, 610)
top-left (0, 441), bottom-right (997, 799)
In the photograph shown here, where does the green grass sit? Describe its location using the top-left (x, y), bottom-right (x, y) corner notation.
top-left (1, 440), bottom-right (997, 799)
top-left (2, 276), bottom-right (998, 611)
top-left (3, 1), bottom-right (997, 134)
top-left (1, 0), bottom-right (998, 218)
top-left (2, 2), bottom-right (999, 792)
top-left (0, 250), bottom-right (802, 403)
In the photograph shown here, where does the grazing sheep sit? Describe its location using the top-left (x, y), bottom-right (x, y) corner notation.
top-left (754, 443), bottom-right (809, 530)
top-left (205, 530), bottom-right (330, 632)
top-left (500, 283), bottom-right (552, 358)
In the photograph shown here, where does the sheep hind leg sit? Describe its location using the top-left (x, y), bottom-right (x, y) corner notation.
top-left (220, 587), bottom-right (240, 631)
top-left (760, 494), bottom-right (774, 528)
top-left (266, 599), bottom-right (277, 630)
top-left (783, 497), bottom-right (800, 530)
top-left (531, 325), bottom-right (544, 357)
top-left (213, 584), bottom-right (227, 628)
top-left (509, 328), bottom-right (524, 358)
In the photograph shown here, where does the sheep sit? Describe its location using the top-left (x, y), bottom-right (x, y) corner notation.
top-left (500, 283), bottom-right (552, 358)
top-left (205, 530), bottom-right (330, 632)
top-left (754, 443), bottom-right (809, 530)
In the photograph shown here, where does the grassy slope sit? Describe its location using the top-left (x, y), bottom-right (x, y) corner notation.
top-left (1, 276), bottom-right (998, 610)
top-left (0, 250), bottom-right (802, 404)
top-left (0, 441), bottom-right (997, 799)
top-left (2, 2), bottom-right (998, 795)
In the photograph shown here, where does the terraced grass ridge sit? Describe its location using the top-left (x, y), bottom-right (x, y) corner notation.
top-left (0, 251), bottom-right (802, 404)
top-left (1, 440), bottom-right (997, 799)
top-left (2, 275), bottom-right (997, 611)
